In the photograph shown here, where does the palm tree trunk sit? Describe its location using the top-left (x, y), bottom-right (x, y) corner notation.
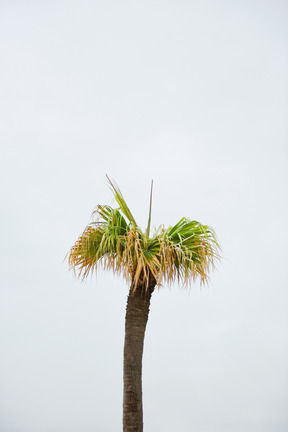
top-left (123, 279), bottom-right (155, 432)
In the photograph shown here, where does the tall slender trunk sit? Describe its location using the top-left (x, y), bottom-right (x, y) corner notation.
top-left (123, 278), bottom-right (155, 432)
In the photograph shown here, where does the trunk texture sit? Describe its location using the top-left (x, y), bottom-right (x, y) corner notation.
top-left (123, 278), bottom-right (155, 432)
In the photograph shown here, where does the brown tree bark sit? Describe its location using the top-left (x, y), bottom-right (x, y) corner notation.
top-left (123, 276), bottom-right (156, 432)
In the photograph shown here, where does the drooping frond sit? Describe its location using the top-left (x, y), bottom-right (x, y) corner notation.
top-left (155, 217), bottom-right (219, 286)
top-left (68, 179), bottom-right (220, 290)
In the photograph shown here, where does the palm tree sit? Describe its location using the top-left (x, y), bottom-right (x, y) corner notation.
top-left (68, 176), bottom-right (220, 432)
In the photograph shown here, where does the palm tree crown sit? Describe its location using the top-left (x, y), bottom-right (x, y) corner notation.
top-left (69, 177), bottom-right (220, 290)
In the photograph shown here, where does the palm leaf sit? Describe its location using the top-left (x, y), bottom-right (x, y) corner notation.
top-left (146, 180), bottom-right (153, 238)
top-left (106, 175), bottom-right (137, 227)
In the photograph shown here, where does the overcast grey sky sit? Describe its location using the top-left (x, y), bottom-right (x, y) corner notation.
top-left (0, 1), bottom-right (287, 431)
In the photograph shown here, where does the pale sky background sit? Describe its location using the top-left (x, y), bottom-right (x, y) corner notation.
top-left (0, 1), bottom-right (287, 431)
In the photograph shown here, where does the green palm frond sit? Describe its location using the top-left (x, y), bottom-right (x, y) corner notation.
top-left (68, 178), bottom-right (220, 290)
top-left (106, 175), bottom-right (137, 227)
top-left (156, 217), bottom-right (219, 285)
top-left (146, 180), bottom-right (153, 238)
